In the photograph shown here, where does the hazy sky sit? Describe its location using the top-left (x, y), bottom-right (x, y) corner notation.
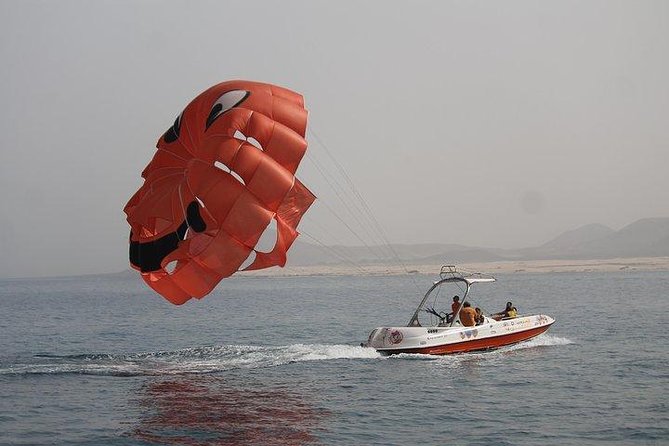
top-left (1, 0), bottom-right (668, 278)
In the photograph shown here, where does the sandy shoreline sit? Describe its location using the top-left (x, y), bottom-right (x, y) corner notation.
top-left (241, 257), bottom-right (669, 277)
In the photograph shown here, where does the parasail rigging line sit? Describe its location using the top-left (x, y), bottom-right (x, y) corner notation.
top-left (306, 126), bottom-right (422, 293)
top-left (298, 230), bottom-right (370, 276)
top-left (299, 214), bottom-right (380, 275)
top-left (304, 137), bottom-right (390, 258)
top-left (304, 154), bottom-right (389, 261)
top-left (307, 129), bottom-right (398, 255)
top-left (305, 146), bottom-right (398, 262)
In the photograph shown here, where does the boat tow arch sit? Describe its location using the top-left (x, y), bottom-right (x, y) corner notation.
top-left (407, 266), bottom-right (496, 327)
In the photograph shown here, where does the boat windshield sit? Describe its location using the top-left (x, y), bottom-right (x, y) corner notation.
top-left (410, 279), bottom-right (470, 327)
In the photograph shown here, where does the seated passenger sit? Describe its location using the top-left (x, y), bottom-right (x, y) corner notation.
top-left (492, 301), bottom-right (517, 320)
top-left (507, 305), bottom-right (518, 318)
top-left (475, 307), bottom-right (485, 325)
top-left (459, 302), bottom-right (477, 327)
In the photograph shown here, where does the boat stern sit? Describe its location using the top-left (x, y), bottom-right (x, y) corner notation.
top-left (362, 326), bottom-right (426, 351)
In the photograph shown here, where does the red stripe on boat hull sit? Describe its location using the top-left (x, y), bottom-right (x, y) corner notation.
top-left (380, 322), bottom-right (554, 356)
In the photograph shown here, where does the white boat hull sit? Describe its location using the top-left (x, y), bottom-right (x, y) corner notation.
top-left (365, 315), bottom-right (555, 355)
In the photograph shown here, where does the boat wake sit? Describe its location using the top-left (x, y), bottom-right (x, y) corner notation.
top-left (1, 344), bottom-right (381, 377)
top-left (502, 333), bottom-right (573, 351)
top-left (1, 335), bottom-right (571, 377)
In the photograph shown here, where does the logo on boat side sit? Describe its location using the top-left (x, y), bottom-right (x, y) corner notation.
top-left (460, 329), bottom-right (478, 339)
top-left (389, 330), bottom-right (403, 344)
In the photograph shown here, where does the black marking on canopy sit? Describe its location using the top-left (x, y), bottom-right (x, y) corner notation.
top-left (163, 113), bottom-right (182, 143)
top-left (205, 103), bottom-right (223, 129)
top-left (205, 90), bottom-right (250, 130)
top-left (129, 201), bottom-right (207, 273)
top-left (186, 201), bottom-right (206, 233)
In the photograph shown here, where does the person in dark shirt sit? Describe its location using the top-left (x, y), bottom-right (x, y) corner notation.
top-left (475, 307), bottom-right (485, 325)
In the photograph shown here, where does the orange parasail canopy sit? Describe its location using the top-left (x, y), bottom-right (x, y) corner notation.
top-left (124, 80), bottom-right (315, 304)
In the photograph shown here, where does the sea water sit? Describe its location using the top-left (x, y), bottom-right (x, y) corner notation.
top-left (0, 270), bottom-right (667, 445)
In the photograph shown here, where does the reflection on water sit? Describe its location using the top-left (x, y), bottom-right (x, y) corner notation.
top-left (131, 376), bottom-right (328, 445)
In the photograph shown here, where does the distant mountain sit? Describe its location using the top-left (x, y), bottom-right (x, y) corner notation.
top-left (287, 218), bottom-right (669, 266)
top-left (540, 223), bottom-right (615, 250)
top-left (514, 223), bottom-right (616, 259)
top-left (576, 218), bottom-right (669, 259)
top-left (515, 218), bottom-right (669, 260)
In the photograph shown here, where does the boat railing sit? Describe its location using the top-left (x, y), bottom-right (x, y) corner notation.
top-left (439, 265), bottom-right (495, 282)
top-left (439, 265), bottom-right (460, 279)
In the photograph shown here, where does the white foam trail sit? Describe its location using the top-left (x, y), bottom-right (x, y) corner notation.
top-left (284, 343), bottom-right (382, 361)
top-left (501, 334), bottom-right (574, 352)
top-left (1, 336), bottom-right (571, 376)
top-left (1, 344), bottom-right (382, 376)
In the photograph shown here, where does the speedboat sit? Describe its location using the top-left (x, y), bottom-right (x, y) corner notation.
top-left (362, 266), bottom-right (554, 355)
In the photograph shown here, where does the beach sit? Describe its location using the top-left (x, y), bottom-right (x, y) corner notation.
top-left (243, 256), bottom-right (669, 277)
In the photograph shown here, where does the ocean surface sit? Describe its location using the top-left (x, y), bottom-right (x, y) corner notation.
top-left (1, 270), bottom-right (667, 445)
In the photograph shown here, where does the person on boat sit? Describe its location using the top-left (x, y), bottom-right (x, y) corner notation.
top-left (475, 307), bottom-right (485, 325)
top-left (448, 295), bottom-right (461, 323)
top-left (492, 301), bottom-right (517, 320)
top-left (507, 304), bottom-right (518, 318)
top-left (459, 302), bottom-right (477, 327)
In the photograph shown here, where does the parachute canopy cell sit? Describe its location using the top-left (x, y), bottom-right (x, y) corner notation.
top-left (124, 80), bottom-right (315, 304)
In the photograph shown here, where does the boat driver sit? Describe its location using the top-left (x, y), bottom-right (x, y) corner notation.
top-left (448, 295), bottom-right (461, 323)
